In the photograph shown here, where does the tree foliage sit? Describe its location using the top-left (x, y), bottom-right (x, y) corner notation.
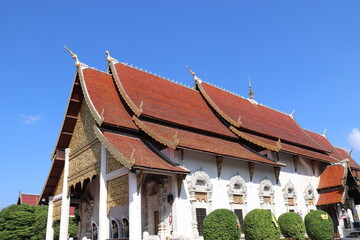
top-left (203, 208), bottom-right (241, 240)
top-left (304, 210), bottom-right (333, 240)
top-left (244, 209), bottom-right (280, 240)
top-left (0, 204), bottom-right (48, 240)
top-left (0, 204), bottom-right (79, 240)
top-left (278, 212), bottom-right (305, 240)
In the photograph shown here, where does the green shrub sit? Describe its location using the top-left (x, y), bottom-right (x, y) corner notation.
top-left (278, 212), bottom-right (305, 240)
top-left (203, 208), bottom-right (240, 240)
top-left (244, 209), bottom-right (280, 240)
top-left (304, 210), bottom-right (333, 240)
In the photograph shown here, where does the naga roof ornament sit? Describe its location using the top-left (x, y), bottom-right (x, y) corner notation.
top-left (186, 65), bottom-right (202, 83)
top-left (248, 74), bottom-right (254, 100)
top-left (290, 110), bottom-right (295, 118)
top-left (64, 45), bottom-right (86, 68)
top-left (322, 129), bottom-right (327, 138)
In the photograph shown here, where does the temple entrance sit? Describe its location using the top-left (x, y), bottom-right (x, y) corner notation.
top-left (141, 173), bottom-right (173, 239)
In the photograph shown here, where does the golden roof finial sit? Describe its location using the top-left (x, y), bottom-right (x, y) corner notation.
top-left (64, 45), bottom-right (80, 67)
top-left (186, 65), bottom-right (201, 83)
top-left (248, 74), bottom-right (254, 100)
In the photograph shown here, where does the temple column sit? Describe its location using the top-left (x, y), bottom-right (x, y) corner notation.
top-left (171, 175), bottom-right (180, 235)
top-left (59, 148), bottom-right (71, 240)
top-left (98, 144), bottom-right (109, 239)
top-left (46, 196), bottom-right (54, 240)
top-left (129, 172), bottom-right (142, 239)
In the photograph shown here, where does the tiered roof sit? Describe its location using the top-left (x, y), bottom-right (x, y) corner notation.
top-left (39, 51), bottom-right (360, 204)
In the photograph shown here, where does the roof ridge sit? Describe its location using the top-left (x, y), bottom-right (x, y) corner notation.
top-left (291, 116), bottom-right (330, 152)
top-left (202, 80), bottom-right (245, 98)
top-left (302, 127), bottom-right (323, 135)
top-left (202, 80), bottom-right (294, 117)
top-left (118, 62), bottom-right (194, 90)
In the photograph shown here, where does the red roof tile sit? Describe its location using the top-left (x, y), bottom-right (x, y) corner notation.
top-left (138, 120), bottom-right (284, 167)
top-left (303, 129), bottom-right (334, 153)
top-left (281, 142), bottom-right (338, 164)
top-left (228, 129), bottom-right (337, 164)
top-left (316, 189), bottom-right (344, 206)
top-left (330, 147), bottom-right (360, 170)
top-left (199, 82), bottom-right (327, 152)
top-left (103, 131), bottom-right (188, 173)
top-left (113, 64), bottom-right (234, 137)
top-left (83, 68), bottom-right (136, 129)
top-left (318, 165), bottom-right (345, 189)
top-left (18, 194), bottom-right (40, 205)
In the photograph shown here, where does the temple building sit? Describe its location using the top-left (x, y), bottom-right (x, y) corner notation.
top-left (39, 50), bottom-right (360, 240)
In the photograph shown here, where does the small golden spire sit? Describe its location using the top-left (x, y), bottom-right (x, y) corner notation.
top-left (64, 45), bottom-right (80, 67)
top-left (290, 110), bottom-right (295, 117)
top-left (322, 129), bottom-right (327, 138)
top-left (248, 74), bottom-right (254, 99)
top-left (186, 65), bottom-right (201, 82)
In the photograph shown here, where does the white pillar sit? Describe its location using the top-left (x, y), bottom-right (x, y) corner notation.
top-left (98, 144), bottom-right (109, 239)
top-left (59, 148), bottom-right (71, 240)
top-left (46, 196), bottom-right (54, 240)
top-left (129, 172), bottom-right (142, 240)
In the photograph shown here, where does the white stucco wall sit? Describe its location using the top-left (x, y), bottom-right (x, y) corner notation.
top-left (163, 148), bottom-right (322, 239)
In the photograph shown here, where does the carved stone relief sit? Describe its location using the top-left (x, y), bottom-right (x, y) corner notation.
top-left (227, 175), bottom-right (247, 204)
top-left (258, 179), bottom-right (275, 205)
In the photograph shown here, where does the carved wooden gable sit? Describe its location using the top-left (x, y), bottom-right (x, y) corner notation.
top-left (68, 103), bottom-right (101, 188)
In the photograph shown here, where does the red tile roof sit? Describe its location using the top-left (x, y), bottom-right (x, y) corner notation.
top-left (229, 128), bottom-right (337, 164)
top-left (317, 165), bottom-right (345, 189)
top-left (17, 193), bottom-right (40, 205)
top-left (303, 129), bottom-right (334, 153)
top-left (102, 131), bottom-right (189, 173)
top-left (327, 147), bottom-right (360, 170)
top-left (316, 189), bottom-right (344, 206)
top-left (137, 120), bottom-right (284, 167)
top-left (83, 68), bottom-right (136, 130)
top-left (199, 82), bottom-right (328, 152)
top-left (281, 142), bottom-right (338, 164)
top-left (113, 63), bottom-right (234, 137)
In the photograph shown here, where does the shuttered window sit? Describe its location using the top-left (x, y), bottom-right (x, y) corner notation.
top-left (196, 208), bottom-right (207, 236)
top-left (234, 209), bottom-right (244, 228)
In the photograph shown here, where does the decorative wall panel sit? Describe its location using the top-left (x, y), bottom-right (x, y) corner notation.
top-left (107, 175), bottom-right (129, 214)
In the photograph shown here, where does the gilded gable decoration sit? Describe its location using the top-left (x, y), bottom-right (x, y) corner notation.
top-left (107, 52), bottom-right (143, 117)
top-left (107, 175), bottom-right (129, 215)
top-left (65, 46), bottom-right (104, 125)
top-left (132, 116), bottom-right (179, 149)
top-left (196, 82), bottom-right (241, 128)
top-left (93, 126), bottom-right (135, 169)
top-left (230, 126), bottom-right (282, 152)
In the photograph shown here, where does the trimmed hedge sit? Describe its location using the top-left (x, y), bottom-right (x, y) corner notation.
top-left (304, 210), bottom-right (333, 240)
top-left (244, 209), bottom-right (280, 240)
top-left (203, 208), bottom-right (241, 240)
top-left (278, 212), bottom-right (305, 240)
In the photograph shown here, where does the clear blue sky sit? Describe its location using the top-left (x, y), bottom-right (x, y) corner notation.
top-left (1, 1), bottom-right (359, 209)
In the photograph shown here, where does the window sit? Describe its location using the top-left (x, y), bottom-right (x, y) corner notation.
top-left (234, 209), bottom-right (244, 228)
top-left (196, 208), bottom-right (207, 236)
